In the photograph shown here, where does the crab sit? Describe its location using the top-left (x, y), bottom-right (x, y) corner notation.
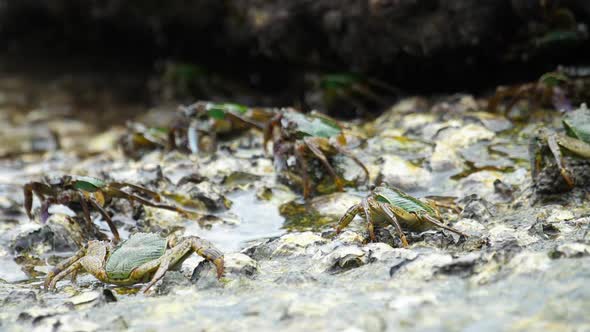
top-left (334, 185), bottom-right (468, 247)
top-left (530, 103), bottom-right (590, 192)
top-left (169, 101), bottom-right (274, 154)
top-left (44, 232), bottom-right (224, 294)
top-left (24, 175), bottom-right (187, 243)
top-left (264, 108), bottom-right (370, 198)
top-left (488, 69), bottom-right (590, 115)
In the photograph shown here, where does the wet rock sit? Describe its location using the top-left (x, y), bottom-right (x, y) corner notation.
top-left (67, 290), bottom-right (114, 310)
top-left (532, 152), bottom-right (590, 195)
top-left (11, 220), bottom-right (81, 255)
top-left (1, 289), bottom-right (38, 306)
top-left (311, 192), bottom-right (362, 219)
top-left (460, 141), bottom-right (514, 172)
top-left (320, 245), bottom-right (367, 274)
top-left (435, 252), bottom-right (482, 277)
top-left (434, 124), bottom-right (495, 148)
top-left (274, 271), bottom-right (317, 285)
top-left (459, 195), bottom-right (495, 223)
top-left (505, 252), bottom-right (551, 275)
top-left (240, 238), bottom-right (277, 260)
top-left (387, 250), bottom-right (419, 277)
top-left (271, 232), bottom-right (328, 257)
top-left (333, 230), bottom-right (365, 246)
top-left (394, 253), bottom-right (453, 281)
top-left (190, 262), bottom-right (222, 290)
top-left (493, 179), bottom-right (515, 199)
top-left (550, 243), bottom-right (590, 259)
top-left (176, 181), bottom-right (232, 211)
top-left (224, 253), bottom-right (259, 277)
top-left (464, 111), bottom-right (513, 133)
top-left (31, 314), bottom-right (100, 332)
top-left (387, 292), bottom-right (437, 313)
top-left (377, 155), bottom-right (432, 190)
top-left (140, 206), bottom-right (187, 232)
top-left (407, 229), bottom-right (463, 248)
top-left (389, 258), bottom-right (411, 277)
top-left (430, 142), bottom-right (464, 172)
top-left (488, 225), bottom-right (539, 247)
top-left (0, 256), bottom-right (30, 283)
top-left (546, 209), bottom-right (575, 223)
top-left (222, 171), bottom-right (262, 189)
top-left (158, 270), bottom-right (194, 294)
top-left (364, 243), bottom-right (396, 263)
top-left (528, 220), bottom-right (561, 240)
top-left (452, 219), bottom-right (486, 237)
top-left (16, 305), bottom-right (74, 326)
top-left (456, 170), bottom-right (506, 202)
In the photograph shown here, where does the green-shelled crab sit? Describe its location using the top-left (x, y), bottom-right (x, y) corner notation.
top-left (120, 101), bottom-right (274, 157)
top-left (44, 232), bottom-right (224, 294)
top-left (335, 185), bottom-right (468, 247)
top-left (169, 101), bottom-right (274, 154)
top-left (24, 175), bottom-right (187, 243)
top-left (264, 108), bottom-right (369, 198)
top-left (531, 104), bottom-right (590, 193)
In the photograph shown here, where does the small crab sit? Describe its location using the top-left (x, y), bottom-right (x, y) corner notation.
top-left (24, 175), bottom-right (187, 243)
top-left (531, 104), bottom-right (590, 191)
top-left (169, 101), bottom-right (274, 154)
top-left (335, 185), bottom-right (468, 247)
top-left (264, 108), bottom-right (370, 198)
top-left (44, 232), bottom-right (224, 294)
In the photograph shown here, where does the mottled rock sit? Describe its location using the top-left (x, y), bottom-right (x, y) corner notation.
top-left (550, 243), bottom-right (590, 259)
top-left (224, 253), bottom-right (259, 277)
top-left (430, 142), bottom-right (464, 172)
top-left (435, 124), bottom-right (495, 148)
top-left (271, 232), bottom-right (328, 257)
top-left (378, 155), bottom-right (432, 190)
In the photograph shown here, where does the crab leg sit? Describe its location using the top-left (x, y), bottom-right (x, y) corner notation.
top-left (294, 141), bottom-right (312, 198)
top-left (303, 137), bottom-right (345, 192)
top-left (333, 144), bottom-right (370, 184)
top-left (23, 182), bottom-right (50, 220)
top-left (335, 204), bottom-right (361, 234)
top-left (223, 111), bottom-right (265, 131)
top-left (422, 198), bottom-right (462, 214)
top-left (79, 192), bottom-right (93, 229)
top-left (87, 198), bottom-right (121, 243)
top-left (109, 183), bottom-right (162, 202)
top-left (139, 237), bottom-right (224, 293)
top-left (263, 113), bottom-right (283, 154)
top-left (547, 133), bottom-right (575, 188)
top-left (373, 199), bottom-right (409, 247)
top-left (108, 187), bottom-right (188, 217)
top-left (44, 247), bottom-right (87, 289)
top-left (530, 136), bottom-right (545, 180)
top-left (190, 238), bottom-right (225, 279)
top-left (420, 213), bottom-right (468, 237)
top-left (361, 198), bottom-right (376, 241)
top-left (46, 261), bottom-right (83, 290)
top-left (141, 256), bottom-right (173, 293)
top-left (23, 184), bottom-right (34, 220)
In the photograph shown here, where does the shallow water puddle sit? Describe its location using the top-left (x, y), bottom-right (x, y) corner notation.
top-left (184, 190), bottom-right (285, 252)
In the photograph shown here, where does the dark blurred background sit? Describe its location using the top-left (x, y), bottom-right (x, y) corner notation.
top-left (0, 0), bottom-right (589, 117)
